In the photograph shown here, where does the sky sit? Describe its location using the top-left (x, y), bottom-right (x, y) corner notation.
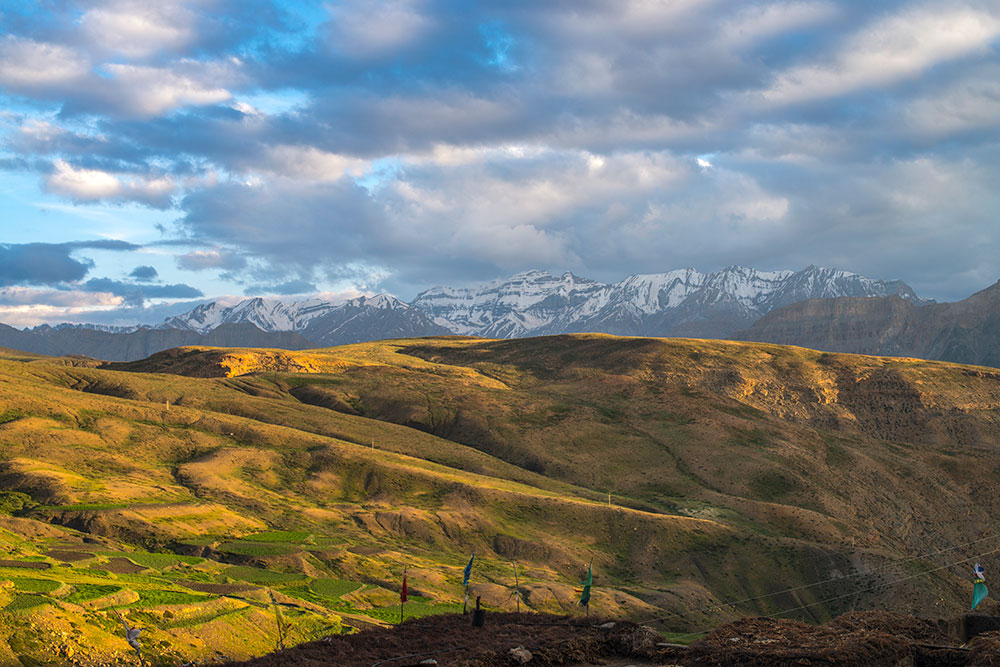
top-left (1, 0), bottom-right (998, 327)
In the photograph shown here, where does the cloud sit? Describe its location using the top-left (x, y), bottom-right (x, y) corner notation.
top-left (0, 36), bottom-right (89, 91)
top-left (173, 147), bottom-right (799, 290)
top-left (0, 291), bottom-right (215, 328)
top-left (1, 0), bottom-right (999, 317)
top-left (0, 241), bottom-right (139, 287)
top-left (179, 177), bottom-right (385, 276)
top-left (79, 1), bottom-right (199, 58)
top-left (82, 278), bottom-right (204, 306)
top-left (903, 63), bottom-right (1000, 138)
top-left (89, 63), bottom-right (234, 117)
top-left (760, 6), bottom-right (1000, 105)
top-left (175, 249), bottom-right (247, 271)
top-left (44, 160), bottom-right (178, 207)
top-left (325, 0), bottom-right (433, 58)
top-left (129, 265), bottom-right (159, 281)
top-left (0, 287), bottom-right (123, 308)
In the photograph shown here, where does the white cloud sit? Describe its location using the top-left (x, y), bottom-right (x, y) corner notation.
top-left (325, 0), bottom-right (433, 57)
top-left (45, 160), bottom-right (179, 207)
top-left (0, 36), bottom-right (89, 89)
top-left (0, 288), bottom-right (125, 327)
top-left (175, 249), bottom-right (246, 271)
top-left (80, 0), bottom-right (198, 58)
top-left (904, 65), bottom-right (1000, 137)
top-left (46, 160), bottom-right (123, 200)
top-left (101, 63), bottom-right (233, 117)
top-left (739, 122), bottom-right (851, 163)
top-left (0, 287), bottom-right (123, 308)
top-left (761, 6), bottom-right (1000, 105)
top-left (258, 145), bottom-right (368, 181)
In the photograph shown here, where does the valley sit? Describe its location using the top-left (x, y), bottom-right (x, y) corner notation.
top-left (0, 335), bottom-right (999, 664)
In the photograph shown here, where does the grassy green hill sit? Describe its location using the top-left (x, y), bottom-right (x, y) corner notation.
top-left (2, 335), bottom-right (1000, 664)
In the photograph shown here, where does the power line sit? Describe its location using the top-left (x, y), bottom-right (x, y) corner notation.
top-left (633, 532), bottom-right (1000, 628)
top-left (662, 545), bottom-right (1000, 642)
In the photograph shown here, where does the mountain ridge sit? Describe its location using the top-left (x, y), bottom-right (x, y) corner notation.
top-left (162, 264), bottom-right (921, 341)
top-left (0, 265), bottom-right (934, 363)
top-left (736, 279), bottom-right (1000, 368)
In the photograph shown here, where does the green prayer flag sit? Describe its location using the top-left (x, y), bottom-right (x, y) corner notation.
top-left (973, 581), bottom-right (988, 610)
top-left (579, 563), bottom-right (592, 606)
top-left (972, 563), bottom-right (988, 610)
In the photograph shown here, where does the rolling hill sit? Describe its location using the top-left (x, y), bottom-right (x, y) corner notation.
top-left (1, 335), bottom-right (999, 664)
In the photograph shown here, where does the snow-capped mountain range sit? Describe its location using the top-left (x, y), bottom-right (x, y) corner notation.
top-left (158, 296), bottom-right (342, 334)
top-left (159, 265), bottom-right (922, 341)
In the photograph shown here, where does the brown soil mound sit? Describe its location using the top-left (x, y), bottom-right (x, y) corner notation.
top-left (222, 610), bottom-right (993, 667)
top-left (686, 616), bottom-right (913, 667)
top-left (45, 549), bottom-right (95, 562)
top-left (102, 557), bottom-right (147, 574)
top-left (227, 613), bottom-right (659, 667)
top-left (827, 610), bottom-right (952, 644)
top-left (968, 631), bottom-right (1000, 667)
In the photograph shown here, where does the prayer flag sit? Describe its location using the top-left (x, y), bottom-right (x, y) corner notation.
top-left (973, 563), bottom-right (988, 610)
top-left (579, 563), bottom-right (592, 607)
top-left (463, 553), bottom-right (475, 587)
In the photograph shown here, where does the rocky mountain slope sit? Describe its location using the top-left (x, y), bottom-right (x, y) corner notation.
top-left (737, 280), bottom-right (1000, 368)
top-left (159, 296), bottom-right (340, 333)
top-left (299, 295), bottom-right (451, 346)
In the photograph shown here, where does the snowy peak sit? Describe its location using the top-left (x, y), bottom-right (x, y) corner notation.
top-left (342, 294), bottom-right (409, 311)
top-left (159, 292), bottom-right (447, 347)
top-left (412, 270), bottom-right (606, 337)
top-left (160, 297), bottom-right (338, 333)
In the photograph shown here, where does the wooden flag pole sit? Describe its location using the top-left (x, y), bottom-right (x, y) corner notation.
top-left (400, 566), bottom-right (407, 624)
top-left (587, 559), bottom-right (592, 618)
top-left (513, 561), bottom-right (521, 613)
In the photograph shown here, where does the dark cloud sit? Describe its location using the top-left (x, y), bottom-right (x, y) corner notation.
top-left (0, 241), bottom-right (139, 287)
top-left (179, 178), bottom-right (385, 276)
top-left (82, 278), bottom-right (204, 307)
top-left (128, 265), bottom-right (158, 281)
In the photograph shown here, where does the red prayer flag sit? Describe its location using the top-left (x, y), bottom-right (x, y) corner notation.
top-left (401, 573), bottom-right (408, 603)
